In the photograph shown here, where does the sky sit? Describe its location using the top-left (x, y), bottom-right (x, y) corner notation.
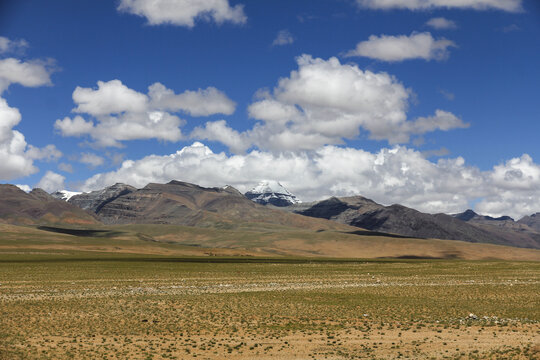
top-left (0, 0), bottom-right (539, 219)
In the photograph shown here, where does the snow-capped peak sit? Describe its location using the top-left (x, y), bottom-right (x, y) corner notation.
top-left (50, 190), bottom-right (82, 201)
top-left (250, 180), bottom-right (293, 196)
top-left (245, 180), bottom-right (300, 207)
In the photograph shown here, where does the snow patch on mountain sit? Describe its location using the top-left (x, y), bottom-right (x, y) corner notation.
top-left (245, 180), bottom-right (301, 207)
top-left (50, 190), bottom-right (83, 201)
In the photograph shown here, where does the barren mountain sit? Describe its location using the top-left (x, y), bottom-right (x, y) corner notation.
top-left (96, 180), bottom-right (347, 231)
top-left (453, 209), bottom-right (514, 225)
top-left (518, 213), bottom-right (540, 232)
top-left (0, 185), bottom-right (99, 225)
top-left (284, 196), bottom-right (540, 249)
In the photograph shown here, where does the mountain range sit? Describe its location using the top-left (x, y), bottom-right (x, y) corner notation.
top-left (281, 196), bottom-right (540, 249)
top-left (3, 180), bottom-right (540, 250)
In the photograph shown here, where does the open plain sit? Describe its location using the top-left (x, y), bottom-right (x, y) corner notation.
top-left (1, 250), bottom-right (538, 359)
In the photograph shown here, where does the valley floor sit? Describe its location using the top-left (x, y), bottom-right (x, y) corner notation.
top-left (0, 255), bottom-right (538, 359)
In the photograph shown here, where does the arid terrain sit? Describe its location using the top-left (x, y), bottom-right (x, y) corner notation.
top-left (0, 183), bottom-right (539, 359)
top-left (1, 251), bottom-right (538, 359)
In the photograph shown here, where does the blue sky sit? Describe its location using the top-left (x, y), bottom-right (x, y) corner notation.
top-left (1, 0), bottom-right (539, 218)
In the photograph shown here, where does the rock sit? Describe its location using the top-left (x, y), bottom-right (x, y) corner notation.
top-left (69, 183), bottom-right (137, 213)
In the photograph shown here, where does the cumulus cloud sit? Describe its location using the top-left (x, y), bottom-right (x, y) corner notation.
top-left (0, 98), bottom-right (63, 180)
top-left (191, 119), bottom-right (248, 153)
top-left (0, 58), bottom-right (54, 93)
top-left (272, 30), bottom-right (294, 46)
top-left (36, 171), bottom-right (65, 192)
top-left (55, 80), bottom-right (236, 147)
top-left (426, 17), bottom-right (457, 29)
top-left (26, 144), bottom-right (63, 162)
top-left (72, 80), bottom-right (148, 116)
top-left (0, 41), bottom-right (60, 181)
top-left (80, 142), bottom-right (540, 219)
top-left (355, 0), bottom-right (523, 12)
top-left (345, 32), bottom-right (456, 62)
top-left (193, 55), bottom-right (466, 152)
top-left (148, 83), bottom-right (236, 116)
top-left (476, 155), bottom-right (540, 218)
top-left (0, 98), bottom-right (38, 180)
top-left (117, 0), bottom-right (247, 27)
top-left (0, 36), bottom-right (29, 54)
top-left (80, 152), bottom-right (105, 167)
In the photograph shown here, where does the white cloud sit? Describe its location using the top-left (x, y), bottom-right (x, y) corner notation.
top-left (402, 110), bottom-right (468, 138)
top-left (148, 83), bottom-right (236, 116)
top-left (58, 163), bottom-right (74, 173)
top-left (193, 55), bottom-right (466, 152)
top-left (0, 58), bottom-right (54, 94)
top-left (80, 142), bottom-right (540, 219)
top-left (36, 171), bottom-right (65, 192)
top-left (272, 30), bottom-right (294, 46)
top-left (26, 144), bottom-right (63, 162)
top-left (117, 0), bottom-right (247, 27)
top-left (0, 98), bottom-right (38, 180)
top-left (0, 36), bottom-right (28, 54)
top-left (72, 80), bottom-right (148, 116)
top-left (356, 0), bottom-right (523, 12)
top-left (345, 32), bottom-right (456, 62)
top-left (191, 119), bottom-right (248, 153)
top-left (426, 17), bottom-right (457, 30)
top-left (0, 46), bottom-right (59, 181)
top-left (80, 153), bottom-right (105, 167)
top-left (439, 89), bottom-right (455, 100)
top-left (56, 80), bottom-right (235, 147)
top-left (15, 184), bottom-right (31, 192)
top-left (476, 155), bottom-right (540, 218)
top-left (54, 116), bottom-right (95, 137)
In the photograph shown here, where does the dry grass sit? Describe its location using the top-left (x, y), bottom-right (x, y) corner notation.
top-left (0, 255), bottom-right (538, 359)
top-left (1, 223), bottom-right (539, 260)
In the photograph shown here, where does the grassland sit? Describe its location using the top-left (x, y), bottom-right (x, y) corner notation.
top-left (1, 252), bottom-right (538, 359)
top-left (1, 223), bottom-right (539, 260)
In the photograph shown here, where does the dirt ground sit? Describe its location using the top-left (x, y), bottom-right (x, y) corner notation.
top-left (1, 257), bottom-right (538, 359)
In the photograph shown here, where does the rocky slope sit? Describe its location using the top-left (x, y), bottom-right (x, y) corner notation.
top-left (518, 213), bottom-right (540, 232)
top-left (283, 196), bottom-right (540, 249)
top-left (68, 183), bottom-right (137, 213)
top-left (95, 180), bottom-right (346, 231)
top-left (0, 184), bottom-right (99, 225)
top-left (245, 180), bottom-right (300, 207)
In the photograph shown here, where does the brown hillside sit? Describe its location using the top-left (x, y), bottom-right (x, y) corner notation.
top-left (0, 185), bottom-right (99, 225)
top-left (98, 181), bottom-right (349, 231)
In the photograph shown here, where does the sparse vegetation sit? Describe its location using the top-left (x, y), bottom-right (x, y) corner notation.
top-left (0, 253), bottom-right (538, 359)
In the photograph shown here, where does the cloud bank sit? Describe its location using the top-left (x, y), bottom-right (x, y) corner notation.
top-left (81, 142), bottom-right (540, 219)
